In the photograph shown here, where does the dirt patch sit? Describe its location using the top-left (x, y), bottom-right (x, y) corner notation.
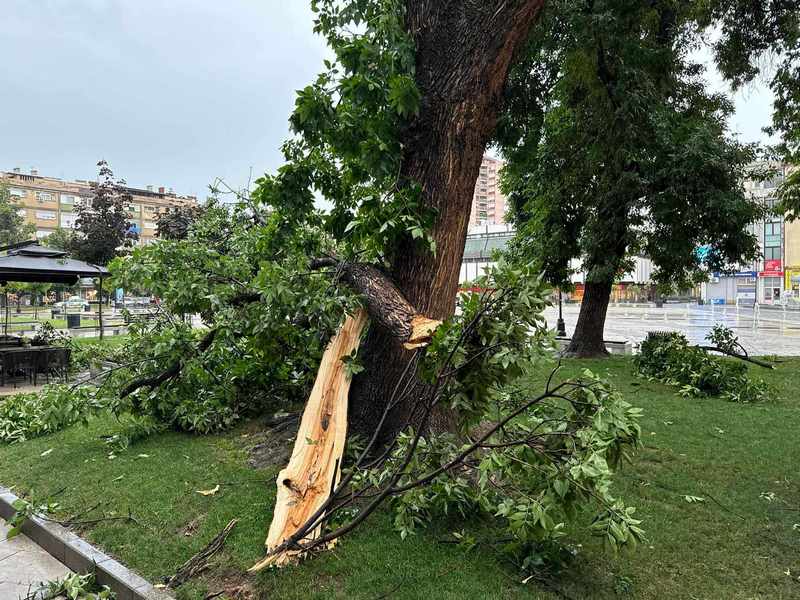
top-left (201, 567), bottom-right (257, 600)
top-left (244, 413), bottom-right (299, 470)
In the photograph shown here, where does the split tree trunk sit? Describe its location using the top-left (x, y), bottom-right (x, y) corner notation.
top-left (564, 280), bottom-right (613, 358)
top-left (349, 0), bottom-right (547, 439)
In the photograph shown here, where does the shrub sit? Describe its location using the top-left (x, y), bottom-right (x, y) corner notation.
top-left (635, 332), bottom-right (768, 403)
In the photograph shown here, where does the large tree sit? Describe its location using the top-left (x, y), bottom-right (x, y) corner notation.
top-left (499, 0), bottom-right (763, 357)
top-left (245, 0), bottom-right (549, 437)
top-left (70, 160), bottom-right (138, 266)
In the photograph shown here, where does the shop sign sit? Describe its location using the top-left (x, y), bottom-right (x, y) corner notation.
top-left (759, 259), bottom-right (783, 277)
top-left (712, 270), bottom-right (757, 278)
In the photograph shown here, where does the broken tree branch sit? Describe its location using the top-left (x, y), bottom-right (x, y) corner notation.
top-left (696, 345), bottom-right (775, 369)
top-left (168, 519), bottom-right (238, 588)
top-left (310, 257), bottom-right (441, 349)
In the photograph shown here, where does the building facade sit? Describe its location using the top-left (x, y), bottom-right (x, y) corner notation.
top-left (702, 162), bottom-right (796, 305)
top-left (469, 155), bottom-right (508, 226)
top-left (0, 168), bottom-right (197, 245)
top-left (460, 224), bottom-right (658, 302)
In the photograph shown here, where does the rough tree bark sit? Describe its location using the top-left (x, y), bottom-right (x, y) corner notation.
top-left (563, 280), bottom-right (613, 358)
top-left (349, 0), bottom-right (547, 439)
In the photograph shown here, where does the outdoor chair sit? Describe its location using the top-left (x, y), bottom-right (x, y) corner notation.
top-left (36, 347), bottom-right (71, 384)
top-left (1, 350), bottom-right (36, 388)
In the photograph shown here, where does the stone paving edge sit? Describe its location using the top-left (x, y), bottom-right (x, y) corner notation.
top-left (0, 485), bottom-right (172, 600)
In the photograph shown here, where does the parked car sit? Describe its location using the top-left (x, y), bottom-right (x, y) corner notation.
top-left (53, 296), bottom-right (89, 311)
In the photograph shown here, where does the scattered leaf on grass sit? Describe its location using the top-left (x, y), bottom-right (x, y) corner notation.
top-left (197, 485), bottom-right (220, 496)
top-left (683, 495), bottom-right (705, 503)
top-left (40, 448), bottom-right (53, 457)
top-left (136, 454), bottom-right (150, 459)
top-left (113, 475), bottom-right (124, 482)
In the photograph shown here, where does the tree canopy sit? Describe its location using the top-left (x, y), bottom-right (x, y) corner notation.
top-left (498, 0), bottom-right (765, 355)
top-left (70, 160), bottom-right (139, 266)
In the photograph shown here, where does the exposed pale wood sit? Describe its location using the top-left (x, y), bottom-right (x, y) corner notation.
top-left (249, 309), bottom-right (369, 571)
top-left (403, 315), bottom-right (442, 349)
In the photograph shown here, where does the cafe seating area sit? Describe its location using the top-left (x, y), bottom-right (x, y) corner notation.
top-left (0, 335), bottom-right (71, 388)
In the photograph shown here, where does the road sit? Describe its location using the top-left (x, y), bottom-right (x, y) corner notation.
top-left (542, 303), bottom-right (800, 355)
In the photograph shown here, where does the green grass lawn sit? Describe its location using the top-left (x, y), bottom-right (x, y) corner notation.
top-left (0, 357), bottom-right (798, 599)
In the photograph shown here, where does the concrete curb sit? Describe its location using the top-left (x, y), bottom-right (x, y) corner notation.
top-left (0, 486), bottom-right (172, 600)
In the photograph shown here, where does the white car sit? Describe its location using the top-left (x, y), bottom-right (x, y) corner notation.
top-left (53, 296), bottom-right (89, 311)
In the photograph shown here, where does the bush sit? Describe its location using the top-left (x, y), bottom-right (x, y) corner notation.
top-left (635, 332), bottom-right (768, 403)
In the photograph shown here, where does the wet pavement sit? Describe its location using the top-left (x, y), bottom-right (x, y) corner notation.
top-left (543, 303), bottom-right (800, 355)
top-left (0, 517), bottom-right (71, 599)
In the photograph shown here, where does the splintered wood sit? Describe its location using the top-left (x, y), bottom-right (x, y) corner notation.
top-left (249, 309), bottom-right (368, 571)
top-left (404, 314), bottom-right (442, 349)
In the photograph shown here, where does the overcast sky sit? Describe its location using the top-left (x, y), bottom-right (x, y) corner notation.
top-left (0, 1), bottom-right (777, 199)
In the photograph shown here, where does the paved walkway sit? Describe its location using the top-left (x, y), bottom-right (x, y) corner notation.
top-left (543, 303), bottom-right (800, 355)
top-left (0, 518), bottom-right (71, 599)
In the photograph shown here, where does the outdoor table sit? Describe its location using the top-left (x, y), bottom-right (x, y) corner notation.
top-left (0, 346), bottom-right (69, 386)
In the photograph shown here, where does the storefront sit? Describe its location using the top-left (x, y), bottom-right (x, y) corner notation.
top-left (759, 259), bottom-right (784, 304)
top-left (703, 271), bottom-right (757, 305)
top-left (785, 268), bottom-right (800, 299)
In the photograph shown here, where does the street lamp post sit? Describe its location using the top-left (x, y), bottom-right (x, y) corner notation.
top-left (557, 288), bottom-right (567, 337)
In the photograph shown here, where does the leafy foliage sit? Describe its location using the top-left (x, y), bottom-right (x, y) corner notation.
top-left (250, 0), bottom-right (433, 261)
top-left (500, 1), bottom-right (763, 292)
top-left (335, 261), bottom-right (644, 564)
top-left (635, 331), bottom-right (769, 403)
top-left (31, 321), bottom-right (71, 347)
top-left (0, 385), bottom-right (105, 444)
top-left (36, 572), bottom-right (116, 600)
top-left (108, 200), bottom-right (357, 433)
top-left (70, 160), bottom-right (138, 266)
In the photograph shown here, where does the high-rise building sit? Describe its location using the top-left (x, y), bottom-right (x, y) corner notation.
top-left (0, 167), bottom-right (197, 246)
top-left (469, 155), bottom-right (507, 226)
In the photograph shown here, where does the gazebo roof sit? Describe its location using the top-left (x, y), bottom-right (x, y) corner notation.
top-left (0, 242), bottom-right (109, 285)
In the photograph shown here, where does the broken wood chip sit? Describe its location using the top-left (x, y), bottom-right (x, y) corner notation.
top-left (196, 485), bottom-right (220, 496)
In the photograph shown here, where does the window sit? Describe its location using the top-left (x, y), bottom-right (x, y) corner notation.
top-left (36, 211), bottom-right (56, 220)
top-left (144, 205), bottom-right (157, 214)
top-left (143, 221), bottom-right (156, 229)
top-left (16, 209), bottom-right (26, 218)
top-left (126, 203), bottom-right (140, 213)
top-left (60, 214), bottom-right (77, 229)
top-left (764, 246), bottom-right (782, 260)
top-left (9, 188), bottom-right (24, 197)
top-left (35, 191), bottom-right (53, 203)
top-left (61, 194), bottom-right (77, 205)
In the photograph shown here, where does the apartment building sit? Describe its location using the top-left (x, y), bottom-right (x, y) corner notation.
top-left (469, 155), bottom-right (508, 226)
top-left (0, 167), bottom-right (197, 245)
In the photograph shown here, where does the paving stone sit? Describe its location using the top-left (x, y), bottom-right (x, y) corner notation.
top-left (0, 517), bottom-right (71, 599)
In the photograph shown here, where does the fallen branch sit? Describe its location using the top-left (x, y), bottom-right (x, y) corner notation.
top-left (168, 519), bottom-right (238, 588)
top-left (696, 346), bottom-right (775, 369)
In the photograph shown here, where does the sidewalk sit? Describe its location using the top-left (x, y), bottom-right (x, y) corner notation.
top-left (0, 517), bottom-right (71, 599)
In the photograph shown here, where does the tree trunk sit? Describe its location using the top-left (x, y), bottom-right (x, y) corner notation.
top-left (564, 280), bottom-right (613, 358)
top-left (349, 0), bottom-right (546, 439)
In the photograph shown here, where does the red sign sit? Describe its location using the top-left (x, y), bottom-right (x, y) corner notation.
top-left (760, 259), bottom-right (783, 277)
